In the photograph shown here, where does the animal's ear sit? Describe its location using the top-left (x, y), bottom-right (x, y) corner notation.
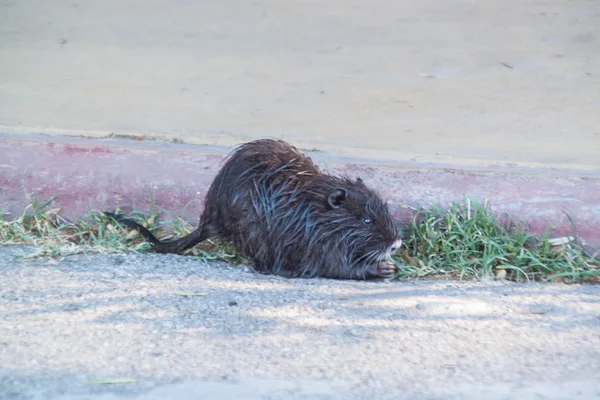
top-left (327, 189), bottom-right (347, 209)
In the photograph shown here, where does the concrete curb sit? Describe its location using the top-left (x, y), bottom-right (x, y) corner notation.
top-left (1, 134), bottom-right (599, 250)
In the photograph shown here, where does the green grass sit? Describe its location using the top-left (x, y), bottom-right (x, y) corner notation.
top-left (1, 197), bottom-right (598, 283)
top-left (395, 199), bottom-right (599, 283)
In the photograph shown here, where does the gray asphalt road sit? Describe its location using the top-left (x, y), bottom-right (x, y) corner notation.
top-left (1, 245), bottom-right (599, 400)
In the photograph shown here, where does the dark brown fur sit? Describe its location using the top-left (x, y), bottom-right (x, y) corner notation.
top-left (105, 139), bottom-right (402, 280)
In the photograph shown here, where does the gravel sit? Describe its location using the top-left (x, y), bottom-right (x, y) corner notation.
top-left (1, 245), bottom-right (599, 400)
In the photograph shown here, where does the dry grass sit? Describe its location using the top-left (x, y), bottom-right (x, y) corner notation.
top-left (0, 197), bottom-right (246, 264)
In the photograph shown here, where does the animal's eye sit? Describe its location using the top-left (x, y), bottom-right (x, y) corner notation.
top-left (363, 217), bottom-right (372, 225)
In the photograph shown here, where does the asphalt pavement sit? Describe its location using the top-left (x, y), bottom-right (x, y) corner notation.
top-left (1, 245), bottom-right (599, 399)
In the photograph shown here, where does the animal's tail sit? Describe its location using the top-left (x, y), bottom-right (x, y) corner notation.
top-left (104, 212), bottom-right (208, 254)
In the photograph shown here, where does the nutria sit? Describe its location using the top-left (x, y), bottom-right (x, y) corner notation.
top-left (105, 139), bottom-right (402, 280)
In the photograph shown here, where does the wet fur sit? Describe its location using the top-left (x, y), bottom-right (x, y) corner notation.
top-left (105, 139), bottom-right (402, 280)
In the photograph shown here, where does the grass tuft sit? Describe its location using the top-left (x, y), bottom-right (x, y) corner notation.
top-left (395, 199), bottom-right (600, 283)
top-left (1, 197), bottom-right (598, 283)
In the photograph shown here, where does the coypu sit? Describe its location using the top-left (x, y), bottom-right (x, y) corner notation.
top-left (105, 139), bottom-right (402, 280)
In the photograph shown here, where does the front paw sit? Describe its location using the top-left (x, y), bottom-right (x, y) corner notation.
top-left (379, 260), bottom-right (397, 278)
top-left (367, 260), bottom-right (397, 279)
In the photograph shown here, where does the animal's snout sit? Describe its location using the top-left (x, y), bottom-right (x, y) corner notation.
top-left (390, 239), bottom-right (403, 254)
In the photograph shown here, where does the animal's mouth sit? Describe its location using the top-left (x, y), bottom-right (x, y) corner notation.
top-left (357, 239), bottom-right (404, 265)
top-left (379, 239), bottom-right (403, 262)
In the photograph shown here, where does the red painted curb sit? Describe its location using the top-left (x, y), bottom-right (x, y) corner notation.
top-left (1, 135), bottom-right (599, 250)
